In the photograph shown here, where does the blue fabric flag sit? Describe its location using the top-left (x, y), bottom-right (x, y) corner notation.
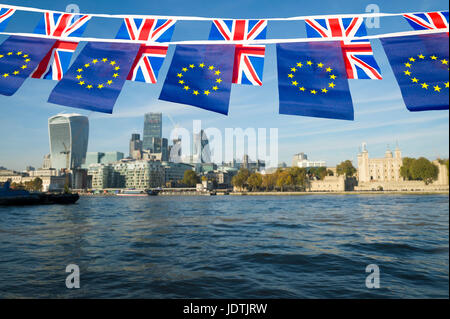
top-left (159, 45), bottom-right (235, 115)
top-left (48, 42), bottom-right (140, 114)
top-left (277, 42), bottom-right (354, 120)
top-left (0, 36), bottom-right (56, 96)
top-left (380, 33), bottom-right (449, 112)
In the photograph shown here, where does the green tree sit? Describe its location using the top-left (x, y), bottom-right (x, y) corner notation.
top-left (400, 157), bottom-right (415, 180)
top-left (261, 173), bottom-right (276, 191)
top-left (327, 169), bottom-right (334, 176)
top-left (336, 160), bottom-right (356, 177)
top-left (231, 168), bottom-right (250, 190)
top-left (410, 157), bottom-right (439, 184)
top-left (182, 170), bottom-right (200, 187)
top-left (247, 173), bottom-right (263, 191)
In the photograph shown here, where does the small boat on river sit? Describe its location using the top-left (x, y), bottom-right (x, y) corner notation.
top-left (0, 181), bottom-right (79, 206)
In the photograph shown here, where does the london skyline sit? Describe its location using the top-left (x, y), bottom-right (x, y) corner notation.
top-left (0, 0), bottom-right (448, 171)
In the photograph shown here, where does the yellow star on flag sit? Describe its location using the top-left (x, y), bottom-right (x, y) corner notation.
top-left (317, 62), bottom-right (324, 68)
top-left (179, 80), bottom-right (184, 84)
top-left (113, 73), bottom-right (119, 78)
top-left (329, 82), bottom-right (335, 88)
top-left (78, 81), bottom-right (85, 86)
top-left (418, 54), bottom-right (425, 59)
top-left (434, 85), bottom-right (441, 92)
top-left (193, 90), bottom-right (199, 95)
top-left (102, 58), bottom-right (108, 62)
top-left (177, 73), bottom-right (183, 78)
top-left (310, 90), bottom-right (317, 94)
top-left (212, 86), bottom-right (218, 91)
top-left (330, 74), bottom-right (336, 80)
top-left (84, 63), bottom-right (90, 68)
top-left (441, 59), bottom-right (448, 65)
top-left (404, 62), bottom-right (412, 68)
top-left (292, 81), bottom-right (298, 86)
top-left (76, 75), bottom-right (82, 80)
top-left (3, 73), bottom-right (9, 78)
top-left (411, 77), bottom-right (419, 83)
top-left (297, 62), bottom-right (303, 67)
top-left (421, 83), bottom-right (429, 89)
top-left (21, 65), bottom-right (27, 69)
top-left (321, 88), bottom-right (328, 93)
top-left (182, 67), bottom-right (188, 72)
top-left (430, 55), bottom-right (438, 60)
top-left (189, 64), bottom-right (195, 68)
top-left (77, 68), bottom-right (83, 73)
top-left (107, 80), bottom-right (113, 85)
top-left (110, 61), bottom-right (116, 65)
top-left (291, 67), bottom-right (297, 72)
top-left (86, 85), bottom-right (93, 89)
top-left (184, 86), bottom-right (190, 91)
top-left (115, 66), bottom-right (120, 71)
top-left (209, 65), bottom-right (215, 70)
top-left (16, 51), bottom-right (22, 55)
top-left (97, 84), bottom-right (104, 89)
top-left (13, 71), bottom-right (19, 75)
top-left (299, 87), bottom-right (305, 91)
top-left (307, 61), bottom-right (313, 66)
top-left (215, 70), bottom-right (221, 75)
top-left (404, 70), bottom-right (411, 76)
top-left (92, 59), bottom-right (98, 64)
top-left (199, 63), bottom-right (205, 68)
top-left (204, 90), bottom-right (210, 96)
top-left (326, 67), bottom-right (332, 72)
top-left (216, 78), bottom-right (222, 84)
top-left (445, 82), bottom-right (449, 88)
top-left (409, 57), bottom-right (416, 62)
top-left (288, 74), bottom-right (294, 78)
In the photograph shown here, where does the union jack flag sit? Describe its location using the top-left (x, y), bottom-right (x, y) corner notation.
top-left (31, 12), bottom-right (91, 80)
top-left (209, 19), bottom-right (267, 86)
top-left (116, 18), bottom-right (176, 83)
top-left (403, 11), bottom-right (449, 31)
top-left (0, 8), bottom-right (15, 32)
top-left (305, 17), bottom-right (382, 80)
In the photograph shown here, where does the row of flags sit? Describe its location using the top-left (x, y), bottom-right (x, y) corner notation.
top-left (0, 9), bottom-right (448, 120)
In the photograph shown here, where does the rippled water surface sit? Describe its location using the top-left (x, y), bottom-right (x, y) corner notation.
top-left (0, 195), bottom-right (448, 298)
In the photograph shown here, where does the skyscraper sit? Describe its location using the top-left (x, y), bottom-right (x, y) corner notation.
top-left (48, 114), bottom-right (89, 170)
top-left (193, 130), bottom-right (211, 163)
top-left (129, 133), bottom-right (142, 158)
top-left (143, 113), bottom-right (162, 151)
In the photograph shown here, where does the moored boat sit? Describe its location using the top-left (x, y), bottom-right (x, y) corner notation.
top-left (0, 181), bottom-right (79, 206)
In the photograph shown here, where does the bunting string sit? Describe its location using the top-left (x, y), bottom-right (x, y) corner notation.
top-left (0, 28), bottom-right (447, 45)
top-left (0, 3), bottom-right (448, 22)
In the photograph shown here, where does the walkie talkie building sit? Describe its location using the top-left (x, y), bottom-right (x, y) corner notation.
top-left (48, 114), bottom-right (89, 170)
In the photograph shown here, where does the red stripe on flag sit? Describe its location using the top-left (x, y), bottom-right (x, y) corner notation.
top-left (52, 14), bottom-right (72, 37)
top-left (213, 20), bottom-right (231, 41)
top-left (139, 19), bottom-right (155, 41)
top-left (305, 19), bottom-right (328, 38)
top-left (125, 18), bottom-right (137, 40)
top-left (233, 20), bottom-right (246, 41)
top-left (427, 12), bottom-right (447, 29)
top-left (247, 20), bottom-right (265, 40)
top-left (329, 18), bottom-right (343, 37)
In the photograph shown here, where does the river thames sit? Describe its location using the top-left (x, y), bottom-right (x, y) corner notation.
top-left (0, 194), bottom-right (448, 298)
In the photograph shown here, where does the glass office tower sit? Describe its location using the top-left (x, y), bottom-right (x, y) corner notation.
top-left (142, 113), bottom-right (162, 151)
top-left (48, 114), bottom-right (89, 170)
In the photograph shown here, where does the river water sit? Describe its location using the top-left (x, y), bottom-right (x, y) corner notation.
top-left (0, 195), bottom-right (448, 298)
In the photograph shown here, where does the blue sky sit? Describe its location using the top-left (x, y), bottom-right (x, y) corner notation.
top-left (0, 0), bottom-right (448, 170)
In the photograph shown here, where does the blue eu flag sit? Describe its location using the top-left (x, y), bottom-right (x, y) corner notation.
top-left (159, 45), bottom-right (235, 115)
top-left (48, 42), bottom-right (140, 114)
top-left (381, 33), bottom-right (449, 112)
top-left (0, 36), bottom-right (56, 96)
top-left (277, 42), bottom-right (354, 120)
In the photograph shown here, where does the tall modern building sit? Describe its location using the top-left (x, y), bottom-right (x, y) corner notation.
top-left (193, 130), bottom-right (211, 163)
top-left (129, 133), bottom-right (142, 158)
top-left (48, 114), bottom-right (89, 170)
top-left (143, 113), bottom-right (162, 151)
